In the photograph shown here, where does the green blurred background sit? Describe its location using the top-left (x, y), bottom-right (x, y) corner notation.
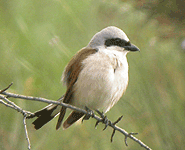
top-left (0, 0), bottom-right (185, 149)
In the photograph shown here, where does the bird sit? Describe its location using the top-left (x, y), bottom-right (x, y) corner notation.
top-left (30, 26), bottom-right (140, 130)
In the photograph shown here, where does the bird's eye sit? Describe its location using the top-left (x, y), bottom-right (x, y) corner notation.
top-left (105, 38), bottom-right (130, 47)
top-left (114, 38), bottom-right (122, 45)
top-left (115, 38), bottom-right (121, 42)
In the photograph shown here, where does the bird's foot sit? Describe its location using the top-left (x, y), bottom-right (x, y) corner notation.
top-left (82, 106), bottom-right (94, 123)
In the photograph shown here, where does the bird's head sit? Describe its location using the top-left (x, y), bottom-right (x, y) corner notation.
top-left (88, 26), bottom-right (140, 53)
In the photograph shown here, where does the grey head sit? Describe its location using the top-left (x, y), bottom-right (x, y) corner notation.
top-left (87, 26), bottom-right (140, 52)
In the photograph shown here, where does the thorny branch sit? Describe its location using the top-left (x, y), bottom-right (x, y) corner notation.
top-left (0, 83), bottom-right (152, 150)
top-left (0, 83), bottom-right (33, 150)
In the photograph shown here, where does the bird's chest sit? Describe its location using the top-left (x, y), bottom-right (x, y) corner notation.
top-left (72, 51), bottom-right (128, 112)
top-left (104, 58), bottom-right (128, 112)
top-left (113, 61), bottom-right (128, 93)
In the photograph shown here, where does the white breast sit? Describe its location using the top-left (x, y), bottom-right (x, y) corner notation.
top-left (72, 47), bottom-right (129, 113)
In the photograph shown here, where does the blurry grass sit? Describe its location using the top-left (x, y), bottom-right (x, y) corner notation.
top-left (0, 0), bottom-right (185, 150)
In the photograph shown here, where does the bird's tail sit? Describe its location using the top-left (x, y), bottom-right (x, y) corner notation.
top-left (29, 96), bottom-right (64, 130)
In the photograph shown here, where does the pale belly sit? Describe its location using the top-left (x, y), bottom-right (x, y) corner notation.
top-left (71, 57), bottom-right (128, 113)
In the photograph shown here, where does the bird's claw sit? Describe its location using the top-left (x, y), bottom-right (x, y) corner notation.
top-left (82, 106), bottom-right (94, 123)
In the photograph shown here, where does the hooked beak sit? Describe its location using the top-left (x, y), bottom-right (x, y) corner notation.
top-left (124, 44), bottom-right (140, 52)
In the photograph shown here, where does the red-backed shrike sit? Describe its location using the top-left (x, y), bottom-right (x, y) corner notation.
top-left (31, 26), bottom-right (140, 130)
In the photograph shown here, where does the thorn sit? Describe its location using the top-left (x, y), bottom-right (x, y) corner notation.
top-left (0, 82), bottom-right (13, 94)
top-left (95, 110), bottom-right (110, 131)
top-left (95, 110), bottom-right (104, 129)
top-left (111, 129), bottom-right (116, 142)
top-left (95, 120), bottom-right (100, 129)
top-left (124, 132), bottom-right (138, 146)
top-left (112, 115), bottom-right (123, 125)
top-left (109, 116), bottom-right (123, 143)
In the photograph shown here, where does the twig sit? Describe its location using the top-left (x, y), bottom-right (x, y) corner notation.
top-left (23, 115), bottom-right (31, 150)
top-left (1, 91), bottom-right (88, 114)
top-left (0, 84), bottom-right (152, 150)
top-left (0, 83), bottom-right (32, 150)
top-left (0, 94), bottom-right (34, 116)
top-left (0, 94), bottom-right (32, 150)
top-left (111, 115), bottom-right (123, 142)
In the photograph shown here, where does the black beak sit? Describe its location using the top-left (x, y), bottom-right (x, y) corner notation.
top-left (124, 44), bottom-right (140, 52)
